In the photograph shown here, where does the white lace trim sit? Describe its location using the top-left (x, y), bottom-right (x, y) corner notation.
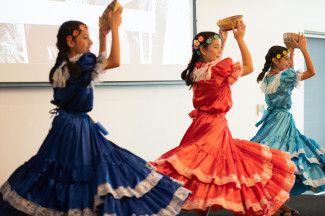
top-left (103, 187), bottom-right (191, 216)
top-left (260, 71), bottom-right (282, 94)
top-left (192, 59), bottom-right (221, 82)
top-left (303, 177), bottom-right (325, 188)
top-left (295, 71), bottom-right (302, 88)
top-left (91, 52), bottom-right (107, 82)
top-left (291, 147), bottom-right (325, 165)
top-left (0, 182), bottom-right (96, 216)
top-left (94, 169), bottom-right (163, 207)
top-left (52, 62), bottom-right (70, 88)
top-left (154, 146), bottom-right (275, 188)
top-left (69, 53), bottom-right (83, 63)
top-left (260, 70), bottom-right (302, 93)
top-left (52, 53), bottom-right (107, 88)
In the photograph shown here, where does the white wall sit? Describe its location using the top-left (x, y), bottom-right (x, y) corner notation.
top-left (1, 0), bottom-right (325, 184)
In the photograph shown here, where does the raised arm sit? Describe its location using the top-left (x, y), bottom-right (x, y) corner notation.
top-left (233, 20), bottom-right (254, 77)
top-left (295, 34), bottom-right (316, 81)
top-left (99, 7), bottom-right (122, 70)
top-left (218, 29), bottom-right (228, 52)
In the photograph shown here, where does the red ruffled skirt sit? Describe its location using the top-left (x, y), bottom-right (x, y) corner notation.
top-left (150, 112), bottom-right (295, 216)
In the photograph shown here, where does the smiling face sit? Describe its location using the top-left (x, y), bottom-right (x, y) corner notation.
top-left (200, 38), bottom-right (222, 62)
top-left (67, 28), bottom-right (93, 57)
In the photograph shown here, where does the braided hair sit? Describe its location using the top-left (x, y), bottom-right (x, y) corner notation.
top-left (49, 20), bottom-right (86, 83)
top-left (181, 31), bottom-right (220, 86)
top-left (257, 46), bottom-right (289, 82)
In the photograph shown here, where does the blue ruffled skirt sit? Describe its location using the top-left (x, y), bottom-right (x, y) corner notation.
top-left (251, 109), bottom-right (325, 195)
top-left (0, 111), bottom-right (190, 215)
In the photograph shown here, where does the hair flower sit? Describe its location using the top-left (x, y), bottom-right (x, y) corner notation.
top-left (72, 30), bottom-right (79, 37)
top-left (66, 35), bottom-right (73, 43)
top-left (198, 36), bottom-right (204, 42)
top-left (213, 34), bottom-right (220, 39)
top-left (276, 54), bottom-right (281, 59)
top-left (193, 40), bottom-right (200, 47)
top-left (206, 38), bottom-right (212, 44)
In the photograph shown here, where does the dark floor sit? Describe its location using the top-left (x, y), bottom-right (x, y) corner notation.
top-left (179, 195), bottom-right (325, 216)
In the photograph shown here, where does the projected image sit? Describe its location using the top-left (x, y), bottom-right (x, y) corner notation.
top-left (0, 0), bottom-right (193, 82)
top-left (0, 24), bottom-right (27, 64)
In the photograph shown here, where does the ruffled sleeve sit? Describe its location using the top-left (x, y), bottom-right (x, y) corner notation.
top-left (52, 52), bottom-right (107, 88)
top-left (282, 68), bottom-right (302, 89)
top-left (211, 58), bottom-right (243, 85)
top-left (76, 52), bottom-right (108, 86)
top-left (77, 52), bottom-right (97, 86)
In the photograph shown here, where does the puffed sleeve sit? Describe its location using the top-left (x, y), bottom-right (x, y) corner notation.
top-left (77, 52), bottom-right (97, 86)
top-left (211, 58), bottom-right (243, 85)
top-left (281, 68), bottom-right (302, 88)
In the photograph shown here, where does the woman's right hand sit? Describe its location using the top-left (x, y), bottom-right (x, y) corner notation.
top-left (297, 33), bottom-right (307, 51)
top-left (233, 20), bottom-right (245, 41)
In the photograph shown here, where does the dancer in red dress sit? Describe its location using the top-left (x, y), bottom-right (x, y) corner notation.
top-left (150, 20), bottom-right (295, 216)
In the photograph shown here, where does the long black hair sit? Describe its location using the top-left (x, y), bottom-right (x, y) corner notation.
top-left (181, 31), bottom-right (220, 86)
top-left (257, 45), bottom-right (289, 82)
top-left (49, 20), bottom-right (86, 83)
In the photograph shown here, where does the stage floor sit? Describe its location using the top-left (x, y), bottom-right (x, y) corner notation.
top-left (180, 194), bottom-right (325, 216)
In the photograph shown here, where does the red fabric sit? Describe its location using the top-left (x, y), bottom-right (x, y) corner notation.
top-left (150, 59), bottom-right (295, 215)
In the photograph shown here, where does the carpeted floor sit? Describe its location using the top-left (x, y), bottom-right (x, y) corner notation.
top-left (179, 194), bottom-right (325, 216)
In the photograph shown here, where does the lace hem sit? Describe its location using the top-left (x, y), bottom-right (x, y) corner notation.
top-left (303, 177), bottom-right (325, 188)
top-left (95, 169), bottom-right (163, 207)
top-left (261, 136), bottom-right (325, 165)
top-left (155, 147), bottom-right (274, 188)
top-left (0, 182), bottom-right (96, 216)
top-left (103, 187), bottom-right (190, 216)
top-left (182, 180), bottom-right (292, 216)
top-left (292, 147), bottom-right (325, 164)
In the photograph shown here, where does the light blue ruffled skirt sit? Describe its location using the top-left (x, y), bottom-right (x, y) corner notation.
top-left (251, 109), bottom-right (325, 195)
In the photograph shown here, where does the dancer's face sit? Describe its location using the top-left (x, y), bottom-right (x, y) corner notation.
top-left (200, 39), bottom-right (222, 62)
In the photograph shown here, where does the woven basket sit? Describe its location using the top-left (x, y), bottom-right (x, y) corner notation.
top-left (283, 32), bottom-right (299, 49)
top-left (217, 15), bottom-right (243, 31)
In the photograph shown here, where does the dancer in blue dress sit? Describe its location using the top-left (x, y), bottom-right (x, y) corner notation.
top-left (0, 6), bottom-right (190, 216)
top-left (251, 34), bottom-right (325, 198)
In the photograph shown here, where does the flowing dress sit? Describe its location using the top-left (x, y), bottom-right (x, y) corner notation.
top-left (251, 69), bottom-right (325, 195)
top-left (0, 52), bottom-right (190, 216)
top-left (150, 58), bottom-right (296, 216)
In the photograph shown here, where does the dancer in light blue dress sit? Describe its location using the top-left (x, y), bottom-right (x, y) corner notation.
top-left (0, 7), bottom-right (190, 216)
top-left (251, 34), bottom-right (325, 197)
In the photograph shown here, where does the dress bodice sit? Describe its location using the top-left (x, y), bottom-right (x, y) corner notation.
top-left (51, 52), bottom-right (101, 112)
top-left (262, 69), bottom-right (300, 110)
top-left (191, 58), bottom-right (242, 115)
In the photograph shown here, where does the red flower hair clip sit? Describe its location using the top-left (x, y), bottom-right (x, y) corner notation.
top-left (66, 24), bottom-right (88, 43)
top-left (66, 35), bottom-right (73, 43)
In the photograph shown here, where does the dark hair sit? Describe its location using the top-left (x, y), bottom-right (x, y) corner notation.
top-left (49, 20), bottom-right (86, 83)
top-left (181, 31), bottom-right (220, 86)
top-left (257, 45), bottom-right (289, 82)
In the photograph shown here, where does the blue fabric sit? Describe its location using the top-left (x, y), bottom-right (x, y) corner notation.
top-left (251, 69), bottom-right (325, 195)
top-left (0, 52), bottom-right (190, 215)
